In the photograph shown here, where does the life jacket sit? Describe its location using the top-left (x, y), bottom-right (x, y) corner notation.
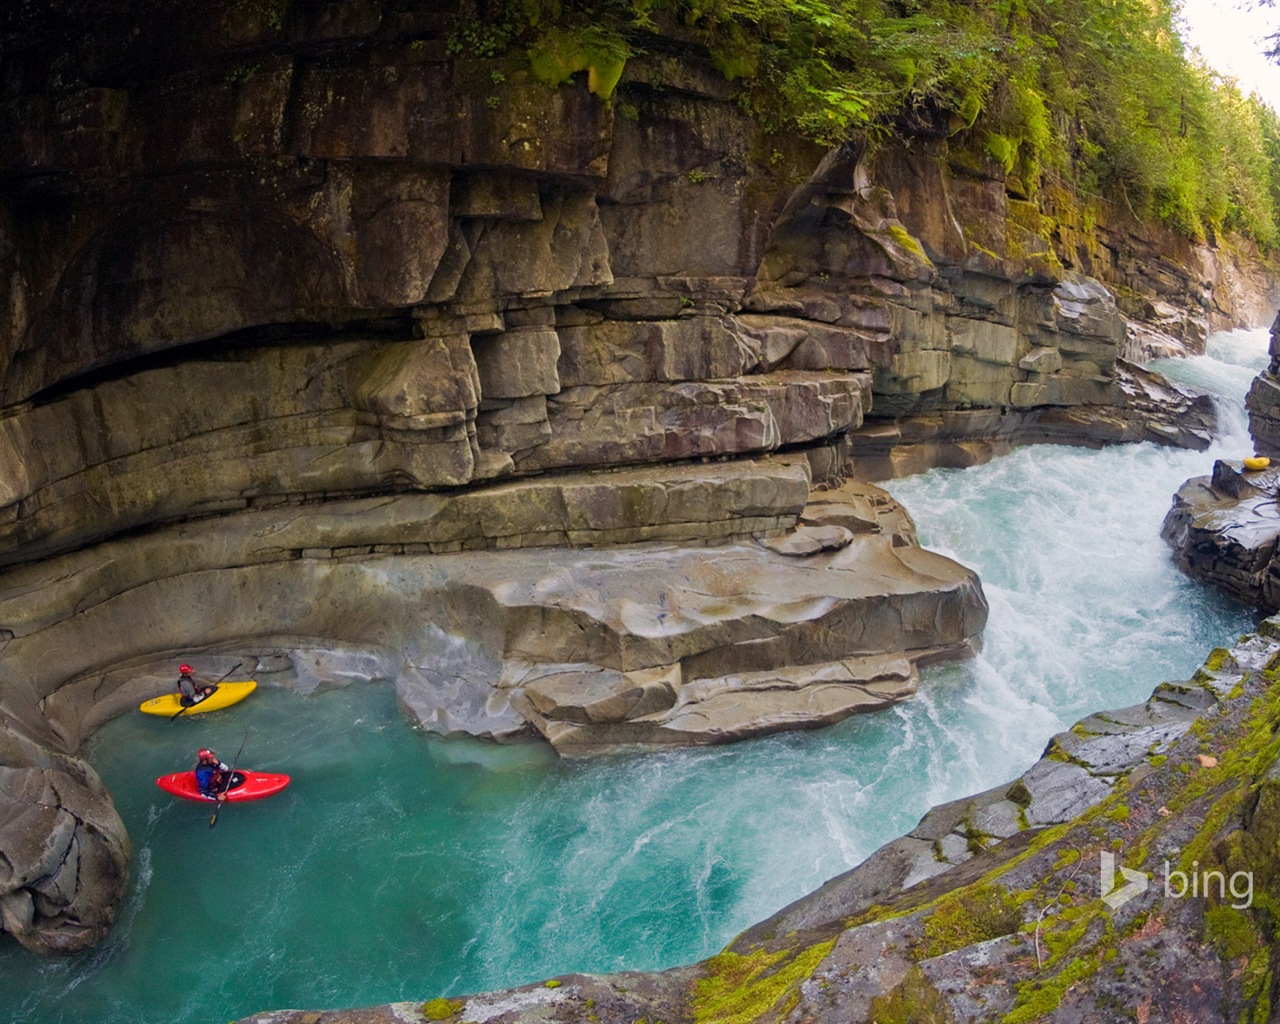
top-left (195, 764), bottom-right (222, 795)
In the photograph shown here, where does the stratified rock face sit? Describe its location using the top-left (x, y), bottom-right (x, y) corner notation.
top-left (2, 475), bottom-right (987, 759)
top-left (746, 147), bottom-right (1224, 478)
top-left (0, 2), bottom-right (1261, 568)
top-left (233, 619), bottom-right (1280, 1024)
top-left (851, 358), bottom-right (1216, 479)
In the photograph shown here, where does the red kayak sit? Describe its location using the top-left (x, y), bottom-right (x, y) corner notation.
top-left (155, 770), bottom-right (291, 803)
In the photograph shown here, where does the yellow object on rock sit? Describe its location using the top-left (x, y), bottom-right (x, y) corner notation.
top-left (1243, 456), bottom-right (1271, 471)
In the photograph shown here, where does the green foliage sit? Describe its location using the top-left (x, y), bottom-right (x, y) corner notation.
top-left (446, 17), bottom-right (518, 58)
top-left (707, 22), bottom-right (760, 81)
top-left (677, 0), bottom-right (1003, 146)
top-left (446, 0), bottom-right (1280, 247)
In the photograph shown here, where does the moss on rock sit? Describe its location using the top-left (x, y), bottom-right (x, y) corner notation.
top-left (918, 885), bottom-right (1024, 959)
top-left (421, 997), bottom-right (464, 1019)
top-left (867, 965), bottom-right (956, 1024)
top-left (693, 939), bottom-right (835, 1024)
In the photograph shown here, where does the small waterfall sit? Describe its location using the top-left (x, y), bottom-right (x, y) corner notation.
top-left (1149, 328), bottom-right (1271, 444)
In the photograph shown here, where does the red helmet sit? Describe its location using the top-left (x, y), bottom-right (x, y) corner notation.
top-left (198, 748), bottom-right (216, 761)
top-left (179, 664), bottom-right (193, 675)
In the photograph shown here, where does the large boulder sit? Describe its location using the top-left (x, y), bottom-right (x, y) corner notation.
top-left (1246, 310), bottom-right (1280, 457)
top-left (0, 729), bottom-right (130, 956)
top-left (1162, 458), bottom-right (1280, 612)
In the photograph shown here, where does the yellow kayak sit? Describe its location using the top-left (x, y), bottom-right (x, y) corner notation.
top-left (139, 681), bottom-right (258, 716)
top-left (1244, 456), bottom-right (1271, 471)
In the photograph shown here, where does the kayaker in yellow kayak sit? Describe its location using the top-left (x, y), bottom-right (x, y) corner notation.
top-left (176, 664), bottom-right (218, 707)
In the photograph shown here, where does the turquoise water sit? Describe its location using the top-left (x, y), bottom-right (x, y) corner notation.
top-left (1, 331), bottom-right (1266, 1024)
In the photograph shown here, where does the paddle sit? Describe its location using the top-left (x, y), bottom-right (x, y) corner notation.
top-left (170, 661), bottom-right (244, 721)
top-left (209, 729), bottom-right (249, 830)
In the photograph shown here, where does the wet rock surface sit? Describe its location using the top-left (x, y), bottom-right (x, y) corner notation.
top-left (1162, 458), bottom-right (1280, 612)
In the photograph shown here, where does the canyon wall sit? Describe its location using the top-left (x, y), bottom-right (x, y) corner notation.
top-left (0, 2), bottom-right (1245, 569)
top-left (0, 0), bottom-right (1274, 957)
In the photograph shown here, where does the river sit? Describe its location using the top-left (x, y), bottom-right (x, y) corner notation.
top-left (1, 330), bottom-right (1265, 1024)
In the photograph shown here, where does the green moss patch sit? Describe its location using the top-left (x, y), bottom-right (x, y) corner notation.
top-left (1001, 954), bottom-right (1099, 1024)
top-left (694, 939), bottom-right (834, 1024)
top-left (885, 223), bottom-right (931, 263)
top-left (867, 965), bottom-right (956, 1024)
top-left (1203, 647), bottom-right (1232, 673)
top-left (918, 886), bottom-right (1024, 960)
top-left (421, 997), bottom-right (464, 1020)
top-left (527, 25), bottom-right (628, 99)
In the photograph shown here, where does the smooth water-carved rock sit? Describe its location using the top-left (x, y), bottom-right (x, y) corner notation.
top-left (0, 732), bottom-right (130, 957)
top-left (0, 477), bottom-right (985, 757)
top-left (759, 523), bottom-right (855, 556)
top-left (490, 527), bottom-right (983, 754)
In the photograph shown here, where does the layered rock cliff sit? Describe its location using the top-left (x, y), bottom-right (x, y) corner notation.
top-left (0, 1), bottom-right (1274, 959)
top-left (0, 2), bottom-right (1244, 570)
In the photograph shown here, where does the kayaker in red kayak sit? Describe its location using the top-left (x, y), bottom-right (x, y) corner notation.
top-left (195, 748), bottom-right (231, 801)
top-left (176, 664), bottom-right (217, 707)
